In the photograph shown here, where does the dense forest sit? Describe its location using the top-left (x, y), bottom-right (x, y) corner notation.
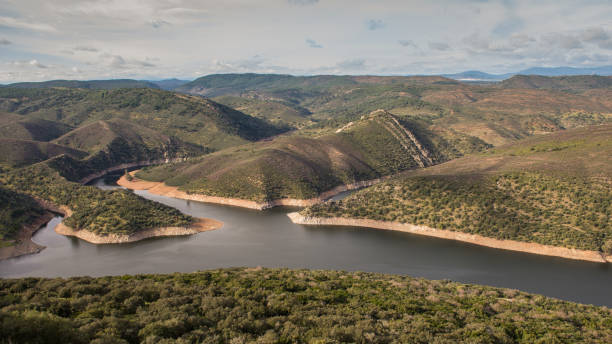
top-left (1, 268), bottom-right (611, 343)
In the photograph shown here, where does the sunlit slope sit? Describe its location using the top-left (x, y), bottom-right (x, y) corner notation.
top-left (137, 110), bottom-right (490, 202)
top-left (303, 125), bottom-right (612, 252)
top-left (178, 73), bottom-right (612, 146)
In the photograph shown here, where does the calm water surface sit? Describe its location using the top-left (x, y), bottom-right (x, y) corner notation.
top-left (1, 177), bottom-right (611, 307)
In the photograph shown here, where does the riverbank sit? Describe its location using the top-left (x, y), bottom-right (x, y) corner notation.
top-left (117, 171), bottom-right (387, 210)
top-left (0, 211), bottom-right (55, 260)
top-left (287, 213), bottom-right (612, 263)
top-left (55, 218), bottom-right (222, 244)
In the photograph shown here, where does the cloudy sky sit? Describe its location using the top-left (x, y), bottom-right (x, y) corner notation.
top-left (1, 0), bottom-right (611, 82)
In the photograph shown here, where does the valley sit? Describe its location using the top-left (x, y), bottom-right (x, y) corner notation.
top-left (0, 73), bottom-right (611, 342)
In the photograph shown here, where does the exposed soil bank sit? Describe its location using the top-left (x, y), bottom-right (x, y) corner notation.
top-left (55, 218), bottom-right (222, 244)
top-left (287, 213), bottom-right (611, 263)
top-left (0, 211), bottom-right (55, 261)
top-left (118, 172), bottom-right (388, 210)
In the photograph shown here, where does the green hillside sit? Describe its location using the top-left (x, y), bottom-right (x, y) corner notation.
top-left (302, 125), bottom-right (612, 252)
top-left (0, 87), bottom-right (284, 150)
top-left (212, 95), bottom-right (313, 129)
top-left (1, 268), bottom-right (611, 343)
top-left (0, 87), bottom-right (286, 237)
top-left (0, 116), bottom-right (73, 141)
top-left (44, 119), bottom-right (205, 182)
top-left (0, 139), bottom-right (87, 167)
top-left (137, 110), bottom-right (490, 202)
top-left (178, 74), bottom-right (612, 147)
top-left (7, 79), bottom-right (160, 90)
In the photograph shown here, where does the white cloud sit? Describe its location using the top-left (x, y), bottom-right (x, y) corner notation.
top-left (0, 0), bottom-right (611, 82)
top-left (287, 0), bottom-right (319, 5)
top-left (29, 59), bottom-right (47, 68)
top-left (306, 38), bottom-right (323, 48)
top-left (74, 46), bottom-right (98, 52)
top-left (150, 19), bottom-right (170, 29)
top-left (398, 40), bottom-right (417, 48)
top-left (429, 42), bottom-right (450, 51)
top-left (0, 16), bottom-right (57, 32)
top-left (366, 19), bottom-right (385, 31)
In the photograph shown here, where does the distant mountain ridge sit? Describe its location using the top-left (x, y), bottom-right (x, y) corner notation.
top-left (147, 78), bottom-right (191, 90)
top-left (5, 66), bottom-right (612, 89)
top-left (443, 65), bottom-right (612, 81)
top-left (7, 79), bottom-right (160, 90)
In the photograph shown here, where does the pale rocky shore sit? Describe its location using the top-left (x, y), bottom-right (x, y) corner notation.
top-left (287, 212), bottom-right (612, 264)
top-left (117, 171), bottom-right (387, 210)
top-left (55, 218), bottom-right (222, 244)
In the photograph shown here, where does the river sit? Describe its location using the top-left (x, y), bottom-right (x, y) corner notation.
top-left (1, 176), bottom-right (611, 307)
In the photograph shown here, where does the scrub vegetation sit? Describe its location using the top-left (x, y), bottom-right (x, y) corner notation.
top-left (302, 125), bottom-right (612, 252)
top-left (1, 268), bottom-right (611, 344)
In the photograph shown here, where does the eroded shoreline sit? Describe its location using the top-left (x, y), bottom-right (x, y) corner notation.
top-left (54, 218), bottom-right (222, 244)
top-left (117, 171), bottom-right (386, 210)
top-left (287, 212), bottom-right (612, 263)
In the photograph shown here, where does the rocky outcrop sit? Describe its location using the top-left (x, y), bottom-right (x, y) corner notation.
top-left (370, 110), bottom-right (434, 168)
top-left (287, 213), bottom-right (611, 263)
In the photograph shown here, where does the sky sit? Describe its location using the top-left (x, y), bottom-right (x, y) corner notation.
top-left (1, 0), bottom-right (612, 83)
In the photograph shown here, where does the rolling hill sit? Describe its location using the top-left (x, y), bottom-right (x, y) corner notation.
top-left (212, 95), bottom-right (313, 129)
top-left (0, 116), bottom-right (73, 141)
top-left (0, 87), bottom-right (285, 242)
top-left (0, 87), bottom-right (284, 150)
top-left (0, 139), bottom-right (87, 167)
top-left (136, 110), bottom-right (490, 202)
top-left (302, 124), bottom-right (612, 253)
top-left (176, 73), bottom-right (612, 147)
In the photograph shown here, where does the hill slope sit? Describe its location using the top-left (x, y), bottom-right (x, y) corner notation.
top-left (212, 95), bottom-right (313, 129)
top-left (177, 73), bottom-right (612, 147)
top-left (302, 125), bottom-right (612, 253)
top-left (0, 139), bottom-right (87, 167)
top-left (0, 87), bottom-right (284, 150)
top-left (0, 117), bottom-right (73, 141)
top-left (136, 110), bottom-right (490, 202)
